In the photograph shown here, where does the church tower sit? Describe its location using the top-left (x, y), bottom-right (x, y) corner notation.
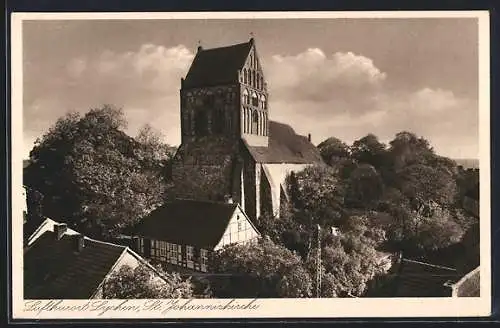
top-left (179, 38), bottom-right (268, 147)
top-left (172, 37), bottom-right (323, 222)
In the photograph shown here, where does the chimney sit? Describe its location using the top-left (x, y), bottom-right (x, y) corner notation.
top-left (308, 133), bottom-right (311, 142)
top-left (73, 234), bottom-right (85, 252)
top-left (224, 195), bottom-right (234, 204)
top-left (54, 223), bottom-right (67, 240)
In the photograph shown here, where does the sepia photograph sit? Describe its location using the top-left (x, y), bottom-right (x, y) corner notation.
top-left (11, 11), bottom-right (491, 319)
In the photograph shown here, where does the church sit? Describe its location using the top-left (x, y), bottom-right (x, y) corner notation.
top-left (171, 37), bottom-right (323, 222)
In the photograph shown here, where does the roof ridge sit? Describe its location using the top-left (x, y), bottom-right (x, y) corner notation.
top-left (173, 198), bottom-right (238, 207)
top-left (198, 40), bottom-right (251, 52)
top-left (403, 258), bottom-right (457, 271)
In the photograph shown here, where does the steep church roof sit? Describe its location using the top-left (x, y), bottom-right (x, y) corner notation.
top-left (244, 121), bottom-right (324, 164)
top-left (183, 40), bottom-right (253, 89)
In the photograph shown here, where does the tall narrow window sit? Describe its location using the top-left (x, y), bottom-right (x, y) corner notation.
top-left (186, 246), bottom-right (194, 269)
top-left (252, 71), bottom-right (256, 88)
top-left (251, 92), bottom-right (259, 107)
top-left (252, 111), bottom-right (259, 134)
top-left (200, 249), bottom-right (208, 272)
top-left (194, 110), bottom-right (208, 136)
top-left (242, 89), bottom-right (249, 105)
top-left (244, 69), bottom-right (248, 84)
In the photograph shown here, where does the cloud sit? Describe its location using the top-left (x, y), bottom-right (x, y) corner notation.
top-left (24, 44), bottom-right (195, 157)
top-left (23, 45), bottom-right (478, 159)
top-left (263, 48), bottom-right (477, 158)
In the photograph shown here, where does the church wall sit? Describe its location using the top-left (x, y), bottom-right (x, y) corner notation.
top-left (261, 163), bottom-right (312, 217)
top-left (171, 137), bottom-right (239, 201)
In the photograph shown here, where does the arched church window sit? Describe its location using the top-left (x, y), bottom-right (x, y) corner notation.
top-left (251, 91), bottom-right (259, 107)
top-left (194, 109), bottom-right (208, 136)
top-left (242, 89), bottom-right (249, 105)
top-left (244, 69), bottom-right (248, 84)
top-left (213, 108), bottom-right (225, 134)
top-left (251, 110), bottom-right (259, 134)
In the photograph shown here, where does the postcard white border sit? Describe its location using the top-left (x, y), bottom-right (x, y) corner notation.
top-left (11, 10), bottom-right (491, 319)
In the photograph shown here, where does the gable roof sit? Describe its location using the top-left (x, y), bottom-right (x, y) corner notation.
top-left (244, 121), bottom-right (324, 164)
top-left (24, 231), bottom-right (126, 299)
top-left (25, 217), bottom-right (80, 247)
top-left (133, 199), bottom-right (240, 249)
top-left (394, 258), bottom-right (462, 297)
top-left (183, 40), bottom-right (253, 89)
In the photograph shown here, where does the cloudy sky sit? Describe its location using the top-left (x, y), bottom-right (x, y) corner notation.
top-left (22, 17), bottom-right (479, 159)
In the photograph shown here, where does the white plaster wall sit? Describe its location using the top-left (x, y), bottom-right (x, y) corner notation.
top-left (262, 163), bottom-right (311, 216)
top-left (27, 218), bottom-right (79, 246)
top-left (214, 206), bottom-right (259, 250)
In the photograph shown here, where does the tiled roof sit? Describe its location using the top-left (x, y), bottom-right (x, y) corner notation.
top-left (133, 199), bottom-right (239, 249)
top-left (394, 259), bottom-right (462, 297)
top-left (244, 121), bottom-right (324, 164)
top-left (183, 41), bottom-right (253, 89)
top-left (24, 231), bottom-right (126, 299)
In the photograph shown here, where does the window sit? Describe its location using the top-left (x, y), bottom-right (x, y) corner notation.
top-left (244, 69), bottom-right (248, 84)
top-left (242, 89), bottom-right (249, 105)
top-left (194, 110), bottom-right (208, 136)
top-left (251, 92), bottom-right (259, 107)
top-left (252, 111), bottom-right (259, 134)
top-left (178, 244), bottom-right (183, 262)
top-left (200, 249), bottom-right (208, 272)
top-left (186, 246), bottom-right (194, 269)
top-left (168, 243), bottom-right (178, 264)
top-left (237, 216), bottom-right (243, 231)
top-left (138, 238), bottom-right (144, 254)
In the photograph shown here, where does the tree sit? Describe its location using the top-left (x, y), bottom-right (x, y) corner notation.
top-left (209, 238), bottom-right (313, 298)
top-left (102, 264), bottom-right (194, 299)
top-left (345, 164), bottom-right (385, 209)
top-left (286, 165), bottom-right (345, 259)
top-left (24, 105), bottom-right (170, 238)
top-left (305, 227), bottom-right (384, 297)
top-left (287, 165), bottom-right (345, 227)
top-left (396, 163), bottom-right (457, 212)
top-left (387, 131), bottom-right (436, 170)
top-left (317, 137), bottom-right (350, 167)
top-left (351, 134), bottom-right (388, 169)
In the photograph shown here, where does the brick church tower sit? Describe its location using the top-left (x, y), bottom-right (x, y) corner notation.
top-left (172, 38), bottom-right (323, 221)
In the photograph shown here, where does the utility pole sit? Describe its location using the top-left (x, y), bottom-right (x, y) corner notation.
top-left (316, 223), bottom-right (321, 298)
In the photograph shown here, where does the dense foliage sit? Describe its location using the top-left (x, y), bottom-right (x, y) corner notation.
top-left (102, 264), bottom-right (193, 299)
top-left (24, 105), bottom-right (174, 238)
top-left (253, 131), bottom-right (478, 297)
top-left (208, 238), bottom-right (313, 298)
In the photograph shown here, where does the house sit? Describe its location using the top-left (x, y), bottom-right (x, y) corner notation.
top-left (393, 258), bottom-right (464, 297)
top-left (171, 37), bottom-right (324, 223)
top-left (132, 199), bottom-right (260, 272)
top-left (449, 266), bottom-right (480, 297)
top-left (24, 220), bottom-right (167, 299)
